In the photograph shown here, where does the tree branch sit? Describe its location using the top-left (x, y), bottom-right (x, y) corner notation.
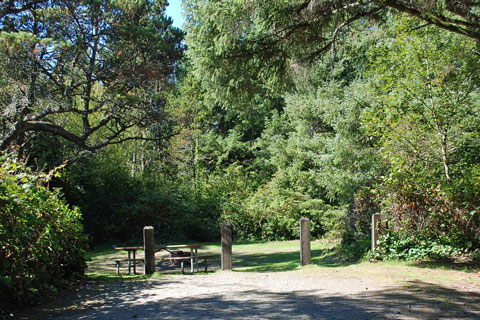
top-left (377, 0), bottom-right (480, 40)
top-left (0, 0), bottom-right (45, 19)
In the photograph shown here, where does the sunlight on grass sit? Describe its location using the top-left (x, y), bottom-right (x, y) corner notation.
top-left (85, 239), bottom-right (479, 288)
top-left (232, 240), bottom-right (339, 272)
top-left (85, 240), bottom-right (340, 276)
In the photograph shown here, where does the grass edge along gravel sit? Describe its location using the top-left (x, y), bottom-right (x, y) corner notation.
top-left (86, 240), bottom-right (480, 289)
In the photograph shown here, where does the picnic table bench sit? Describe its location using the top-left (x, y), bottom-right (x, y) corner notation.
top-left (114, 246), bottom-right (143, 274)
top-left (115, 257), bottom-right (144, 275)
top-left (160, 254), bottom-right (217, 274)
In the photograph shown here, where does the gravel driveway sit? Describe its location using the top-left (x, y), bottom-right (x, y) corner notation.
top-left (15, 268), bottom-right (480, 320)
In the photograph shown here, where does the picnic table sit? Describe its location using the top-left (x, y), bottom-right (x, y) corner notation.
top-left (115, 244), bottom-right (212, 274)
top-left (114, 246), bottom-right (143, 275)
top-left (157, 244), bottom-right (204, 273)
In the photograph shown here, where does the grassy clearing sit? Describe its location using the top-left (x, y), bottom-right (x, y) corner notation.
top-left (231, 239), bottom-right (340, 272)
top-left (85, 240), bottom-right (480, 288)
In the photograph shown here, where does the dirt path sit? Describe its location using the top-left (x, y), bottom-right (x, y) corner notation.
top-left (14, 266), bottom-right (480, 320)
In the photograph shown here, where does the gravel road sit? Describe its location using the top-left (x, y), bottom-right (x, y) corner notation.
top-left (15, 268), bottom-right (480, 320)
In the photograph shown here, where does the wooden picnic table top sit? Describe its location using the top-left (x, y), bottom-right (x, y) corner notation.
top-left (158, 244), bottom-right (204, 249)
top-left (115, 244), bottom-right (205, 251)
top-left (115, 246), bottom-right (141, 251)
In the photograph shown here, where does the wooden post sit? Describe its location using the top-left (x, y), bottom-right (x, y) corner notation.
top-left (371, 214), bottom-right (385, 251)
top-left (221, 224), bottom-right (233, 271)
top-left (300, 218), bottom-right (311, 266)
top-left (143, 226), bottom-right (155, 275)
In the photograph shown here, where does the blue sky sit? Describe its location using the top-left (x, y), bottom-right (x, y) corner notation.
top-left (165, 0), bottom-right (185, 29)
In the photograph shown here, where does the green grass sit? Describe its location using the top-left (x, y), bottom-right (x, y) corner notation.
top-left (230, 240), bottom-right (340, 272)
top-left (85, 240), bottom-right (341, 277)
top-left (86, 244), bottom-right (119, 260)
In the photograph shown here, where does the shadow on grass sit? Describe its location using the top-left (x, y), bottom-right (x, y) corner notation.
top-left (233, 249), bottom-right (358, 272)
top-left (30, 279), bottom-right (480, 320)
top-left (87, 272), bottom-right (144, 282)
top-left (406, 260), bottom-right (480, 273)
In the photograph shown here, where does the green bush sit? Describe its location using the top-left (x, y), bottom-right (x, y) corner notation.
top-left (0, 154), bottom-right (87, 306)
top-left (370, 231), bottom-right (462, 261)
top-left (337, 187), bottom-right (379, 261)
top-left (338, 233), bottom-right (371, 262)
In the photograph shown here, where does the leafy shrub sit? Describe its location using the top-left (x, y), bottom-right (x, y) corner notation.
top-left (0, 154), bottom-right (87, 306)
top-left (337, 187), bottom-right (380, 261)
top-left (338, 233), bottom-right (370, 261)
top-left (473, 249), bottom-right (480, 262)
top-left (369, 231), bottom-right (462, 261)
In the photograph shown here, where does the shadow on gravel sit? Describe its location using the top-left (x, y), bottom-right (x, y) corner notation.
top-left (36, 279), bottom-right (479, 319)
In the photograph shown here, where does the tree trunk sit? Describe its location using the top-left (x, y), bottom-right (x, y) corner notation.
top-left (440, 130), bottom-right (451, 182)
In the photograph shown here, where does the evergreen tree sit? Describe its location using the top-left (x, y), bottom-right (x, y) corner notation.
top-left (0, 0), bottom-right (183, 157)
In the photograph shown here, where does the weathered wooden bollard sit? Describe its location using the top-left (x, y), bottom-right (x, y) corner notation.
top-left (371, 214), bottom-right (385, 251)
top-left (143, 226), bottom-right (155, 275)
top-left (221, 224), bottom-right (233, 271)
top-left (300, 218), bottom-right (311, 266)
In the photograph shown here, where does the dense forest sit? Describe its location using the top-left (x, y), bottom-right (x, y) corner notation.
top-left (1, 0), bottom-right (480, 305)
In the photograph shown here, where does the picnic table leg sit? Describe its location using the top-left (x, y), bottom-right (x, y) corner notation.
top-left (190, 248), bottom-right (194, 273)
top-left (127, 251), bottom-right (131, 275)
top-left (195, 248), bottom-right (199, 272)
top-left (133, 250), bottom-right (137, 275)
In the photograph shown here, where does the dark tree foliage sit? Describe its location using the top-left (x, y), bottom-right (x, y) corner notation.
top-left (63, 148), bottom-right (220, 245)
